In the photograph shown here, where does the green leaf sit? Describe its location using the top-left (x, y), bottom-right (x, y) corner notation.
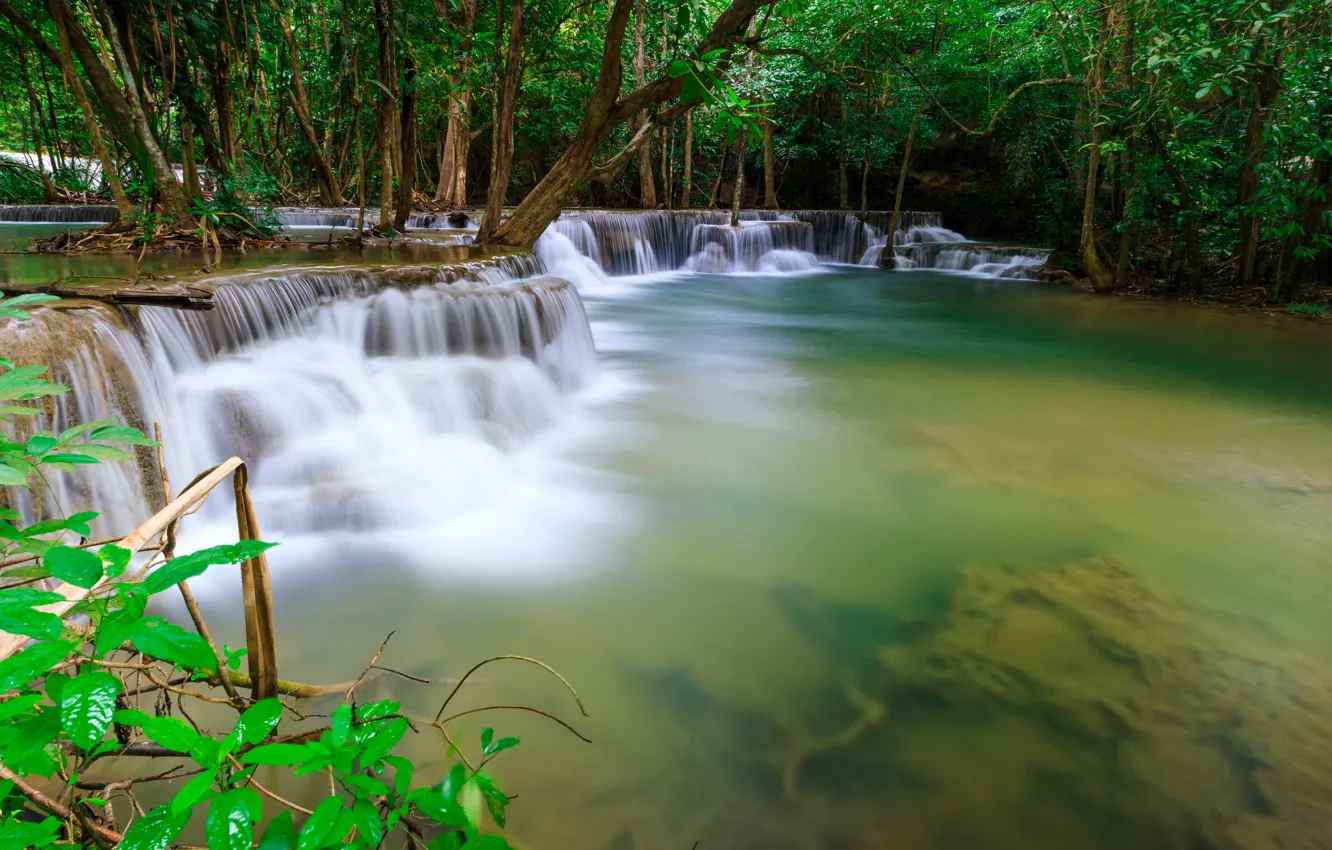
top-left (58, 671), bottom-right (120, 750)
top-left (0, 464), bottom-right (28, 486)
top-left (126, 618), bottom-right (217, 671)
top-left (257, 810), bottom-right (295, 850)
top-left (171, 769), bottom-right (215, 814)
top-left (296, 796), bottom-right (343, 850)
top-left (414, 790), bottom-right (472, 832)
top-left (384, 754), bottom-right (414, 796)
top-left (0, 640), bottom-right (78, 691)
top-left (113, 708), bottom-right (203, 754)
top-left (141, 541), bottom-right (277, 595)
top-left (331, 703), bottom-right (352, 747)
top-left (87, 424), bottom-right (159, 446)
top-left (58, 443), bottom-right (131, 462)
top-left (439, 763), bottom-right (467, 802)
top-left (341, 773), bottom-right (389, 799)
top-left (119, 803), bottom-right (188, 850)
top-left (100, 544), bottom-right (131, 578)
top-left (0, 816), bottom-right (61, 848)
top-left (43, 545), bottom-right (103, 589)
top-left (205, 787), bottom-right (262, 850)
top-left (0, 693), bottom-right (42, 723)
top-left (25, 435), bottom-right (56, 456)
top-left (240, 742), bottom-right (311, 765)
top-left (480, 727), bottom-right (493, 752)
top-left (475, 773), bottom-right (509, 827)
top-left (234, 698), bottom-right (284, 746)
top-left (483, 735), bottom-right (519, 758)
top-left (4, 707), bottom-right (61, 777)
top-left (0, 588), bottom-right (64, 640)
top-left (352, 798), bottom-right (385, 846)
top-left (359, 716), bottom-right (407, 765)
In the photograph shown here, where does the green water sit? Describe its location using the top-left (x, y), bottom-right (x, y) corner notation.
top-left (158, 268), bottom-right (1332, 847)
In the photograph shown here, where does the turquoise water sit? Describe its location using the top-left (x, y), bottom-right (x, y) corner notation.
top-left (194, 266), bottom-right (1332, 850)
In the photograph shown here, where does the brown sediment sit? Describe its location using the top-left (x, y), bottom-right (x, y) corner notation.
top-left (875, 558), bottom-right (1332, 850)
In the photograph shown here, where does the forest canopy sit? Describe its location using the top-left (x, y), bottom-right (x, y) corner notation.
top-left (0, 0), bottom-right (1330, 297)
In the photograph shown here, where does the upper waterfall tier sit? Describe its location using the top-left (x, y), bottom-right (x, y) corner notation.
top-left (0, 204), bottom-right (117, 223)
top-left (4, 253), bottom-right (597, 540)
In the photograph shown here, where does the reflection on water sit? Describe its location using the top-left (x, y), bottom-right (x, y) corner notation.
top-left (156, 268), bottom-right (1332, 850)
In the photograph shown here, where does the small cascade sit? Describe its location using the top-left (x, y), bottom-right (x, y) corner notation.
top-left (0, 205), bottom-right (117, 223)
top-left (4, 254), bottom-right (597, 546)
top-left (888, 223), bottom-right (1051, 278)
top-left (274, 208), bottom-right (362, 228)
top-left (684, 222), bottom-right (818, 273)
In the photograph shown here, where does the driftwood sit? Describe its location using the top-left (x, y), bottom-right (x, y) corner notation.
top-left (0, 279), bottom-right (214, 310)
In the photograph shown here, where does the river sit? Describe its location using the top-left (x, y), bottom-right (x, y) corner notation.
top-left (5, 209), bottom-right (1332, 848)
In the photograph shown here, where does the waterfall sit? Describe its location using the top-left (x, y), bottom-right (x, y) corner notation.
top-left (685, 222), bottom-right (819, 273)
top-left (888, 226), bottom-right (1051, 278)
top-left (3, 255), bottom-right (599, 555)
top-left (0, 205), bottom-right (117, 223)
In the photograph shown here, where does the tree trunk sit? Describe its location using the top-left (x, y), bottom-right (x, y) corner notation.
top-left (92, 0), bottom-right (193, 227)
top-left (882, 103), bottom-right (923, 270)
top-left (264, 0), bottom-right (342, 205)
top-left (482, 0), bottom-right (773, 249)
top-left (682, 109), bottom-right (693, 207)
top-left (393, 54), bottom-right (418, 229)
top-left (434, 0), bottom-right (478, 205)
top-left (180, 116), bottom-right (201, 201)
top-left (837, 97), bottom-right (850, 209)
top-left (48, 0), bottom-right (132, 218)
top-left (633, 0), bottom-right (657, 208)
top-left (708, 143), bottom-right (727, 208)
top-left (1151, 124), bottom-right (1202, 293)
top-left (762, 107), bottom-right (777, 209)
top-left (373, 0), bottom-right (396, 228)
top-left (1079, 7), bottom-right (1115, 293)
top-left (13, 34), bottom-right (59, 202)
top-left (1237, 46), bottom-right (1284, 288)
top-left (730, 134), bottom-right (747, 227)
top-left (478, 0), bottom-right (525, 239)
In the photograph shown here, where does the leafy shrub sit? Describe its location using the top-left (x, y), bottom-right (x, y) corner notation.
top-left (1286, 302), bottom-right (1328, 318)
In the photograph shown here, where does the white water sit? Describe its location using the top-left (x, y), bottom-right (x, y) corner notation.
top-left (7, 207), bottom-right (1046, 586)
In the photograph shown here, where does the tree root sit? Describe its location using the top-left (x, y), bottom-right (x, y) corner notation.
top-left (778, 681), bottom-right (887, 798)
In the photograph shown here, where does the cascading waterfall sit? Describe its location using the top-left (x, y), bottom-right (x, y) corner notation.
top-left (0, 205), bottom-right (117, 223)
top-left (685, 222), bottom-right (819, 273)
top-left (4, 255), bottom-right (601, 565)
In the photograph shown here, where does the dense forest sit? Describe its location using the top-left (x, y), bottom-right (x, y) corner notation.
top-left (1, 0), bottom-right (1330, 298)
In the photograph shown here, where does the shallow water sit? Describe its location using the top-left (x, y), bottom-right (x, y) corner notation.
top-left (140, 265), bottom-right (1332, 849)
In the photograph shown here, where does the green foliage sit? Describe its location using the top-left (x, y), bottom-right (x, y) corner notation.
top-left (0, 298), bottom-right (533, 850)
top-left (1286, 303), bottom-right (1327, 318)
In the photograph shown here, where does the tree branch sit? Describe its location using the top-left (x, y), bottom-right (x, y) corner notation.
top-left (590, 102), bottom-right (693, 181)
top-left (0, 763), bottom-right (125, 845)
top-left (894, 58), bottom-right (1081, 137)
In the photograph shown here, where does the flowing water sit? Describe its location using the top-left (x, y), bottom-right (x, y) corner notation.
top-left (6, 210), bottom-right (1332, 848)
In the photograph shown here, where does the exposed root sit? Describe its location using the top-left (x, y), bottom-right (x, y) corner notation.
top-left (777, 681), bottom-right (887, 798)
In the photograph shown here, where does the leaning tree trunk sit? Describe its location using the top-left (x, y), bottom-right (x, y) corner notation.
top-left (838, 97), bottom-right (850, 209)
top-left (632, 0), bottom-right (657, 208)
top-left (14, 36), bottom-right (59, 202)
top-left (48, 0), bottom-right (132, 218)
top-left (264, 0), bottom-right (343, 205)
top-left (882, 103), bottom-right (923, 270)
top-left (482, 0), bottom-right (776, 249)
top-left (92, 0), bottom-right (193, 227)
top-left (478, 0), bottom-right (525, 240)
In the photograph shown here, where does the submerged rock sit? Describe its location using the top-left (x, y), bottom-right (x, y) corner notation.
top-left (878, 558), bottom-right (1332, 850)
